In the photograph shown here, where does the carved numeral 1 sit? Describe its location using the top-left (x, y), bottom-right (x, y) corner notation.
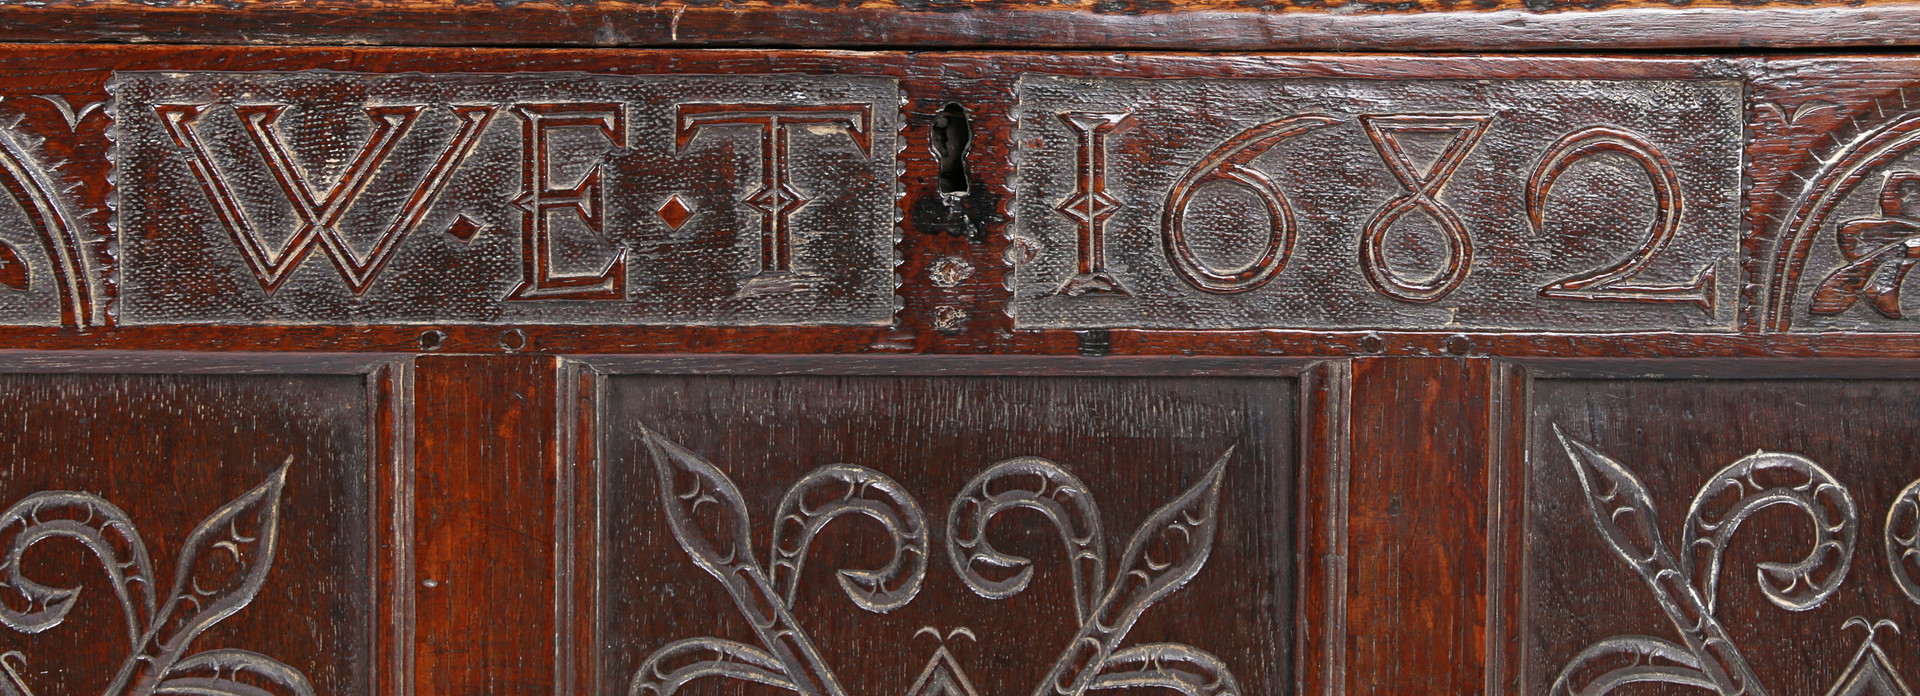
top-left (508, 103), bottom-right (628, 301)
top-left (1161, 115), bottom-right (1338, 294)
top-left (1529, 126), bottom-right (1715, 311)
top-left (1358, 114), bottom-right (1491, 304)
top-left (1053, 112), bottom-right (1134, 297)
top-left (675, 104), bottom-right (874, 279)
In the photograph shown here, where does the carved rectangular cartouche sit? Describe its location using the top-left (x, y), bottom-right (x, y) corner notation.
top-left (110, 71), bottom-right (901, 325)
top-left (1010, 75), bottom-right (1743, 332)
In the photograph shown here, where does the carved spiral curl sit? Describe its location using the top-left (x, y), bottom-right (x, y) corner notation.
top-left (1680, 451), bottom-right (1857, 613)
top-left (0, 491), bottom-right (157, 647)
top-left (945, 457), bottom-right (1108, 624)
top-left (1885, 478), bottom-right (1920, 604)
top-left (769, 464), bottom-right (928, 613)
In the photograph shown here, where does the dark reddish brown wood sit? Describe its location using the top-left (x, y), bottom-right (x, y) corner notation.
top-left (0, 45), bottom-right (1894, 358)
top-left (562, 360), bottom-right (1300, 696)
top-left (1296, 360), bottom-right (1350, 696)
top-left (413, 355), bottom-right (558, 696)
top-left (1512, 367), bottom-right (1920, 695)
top-left (0, 3), bottom-right (1918, 51)
top-left (1344, 357), bottom-right (1489, 695)
top-left (0, 353), bottom-right (410, 696)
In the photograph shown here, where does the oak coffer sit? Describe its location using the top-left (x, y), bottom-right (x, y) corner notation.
top-left (0, 15), bottom-right (1917, 696)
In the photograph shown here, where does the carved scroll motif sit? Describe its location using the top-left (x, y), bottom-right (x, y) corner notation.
top-left (632, 429), bottom-right (1238, 696)
top-left (1544, 428), bottom-right (1920, 696)
top-left (0, 464), bottom-right (315, 696)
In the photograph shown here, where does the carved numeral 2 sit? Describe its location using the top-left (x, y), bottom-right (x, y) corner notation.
top-left (1528, 126), bottom-right (1716, 312)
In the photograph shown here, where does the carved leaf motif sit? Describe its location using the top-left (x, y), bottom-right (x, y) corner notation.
top-left (146, 463), bottom-right (290, 663)
top-left (638, 428), bottom-right (845, 696)
top-left (642, 427), bottom-right (756, 579)
top-left (1680, 451), bottom-right (1857, 613)
top-left (628, 637), bottom-right (798, 696)
top-left (0, 490), bottom-right (157, 646)
top-left (946, 457), bottom-right (1108, 623)
top-left (1094, 451), bottom-right (1229, 632)
top-left (1090, 643), bottom-right (1240, 696)
top-left (769, 464), bottom-right (928, 613)
top-left (1553, 428), bottom-right (1765, 696)
top-left (1549, 636), bottom-right (1716, 696)
top-left (1810, 172), bottom-right (1920, 319)
top-left (1555, 430), bottom-right (1673, 569)
top-left (0, 242), bottom-right (27, 292)
top-left (152, 649), bottom-right (316, 696)
top-left (1039, 451), bottom-right (1231, 696)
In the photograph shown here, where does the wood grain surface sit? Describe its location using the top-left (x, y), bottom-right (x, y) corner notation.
top-left (0, 48), bottom-right (1916, 357)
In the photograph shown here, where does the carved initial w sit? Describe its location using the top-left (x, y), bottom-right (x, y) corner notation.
top-left (155, 103), bottom-right (496, 294)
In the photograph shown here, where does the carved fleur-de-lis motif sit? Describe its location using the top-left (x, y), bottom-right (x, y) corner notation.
top-left (1551, 427), bottom-right (1860, 696)
top-left (0, 462), bottom-right (315, 696)
top-left (631, 428), bottom-right (1239, 696)
top-left (1810, 171), bottom-right (1920, 318)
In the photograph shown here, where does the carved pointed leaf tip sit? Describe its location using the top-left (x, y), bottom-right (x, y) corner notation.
top-left (1554, 426), bottom-right (1670, 567)
top-left (642, 428), bottom-right (755, 579)
top-left (153, 460), bottom-right (290, 654)
top-left (1097, 448), bottom-right (1231, 631)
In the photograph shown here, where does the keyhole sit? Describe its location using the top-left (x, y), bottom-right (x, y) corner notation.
top-left (931, 103), bottom-right (972, 194)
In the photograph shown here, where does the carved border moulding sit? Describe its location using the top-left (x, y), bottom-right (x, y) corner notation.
top-left (630, 428), bottom-right (1239, 696)
top-left (109, 71), bottom-right (900, 326)
top-left (1009, 75), bottom-right (1742, 332)
top-left (1542, 428), bottom-right (1920, 696)
top-left (0, 464), bottom-right (317, 696)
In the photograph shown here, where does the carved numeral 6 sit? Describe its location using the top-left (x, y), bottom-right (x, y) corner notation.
top-left (1161, 115), bottom-right (1338, 294)
top-left (1528, 126), bottom-right (1715, 311)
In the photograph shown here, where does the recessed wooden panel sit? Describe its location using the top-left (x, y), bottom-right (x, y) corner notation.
top-left (0, 364), bottom-right (403, 696)
top-left (1521, 378), bottom-right (1920, 695)
top-left (579, 372), bottom-right (1294, 696)
top-left (110, 71), bottom-right (900, 326)
top-left (1010, 76), bottom-right (1740, 332)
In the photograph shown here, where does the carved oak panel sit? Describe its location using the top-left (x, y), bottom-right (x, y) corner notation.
top-left (0, 360), bottom-right (405, 696)
top-left (1010, 76), bottom-right (1742, 332)
top-left (111, 71), bottom-right (900, 325)
top-left (576, 370), bottom-right (1294, 696)
top-left (1748, 58), bottom-right (1920, 334)
top-left (1521, 377), bottom-right (1920, 696)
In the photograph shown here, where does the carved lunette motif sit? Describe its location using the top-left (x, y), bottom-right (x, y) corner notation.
top-left (109, 71), bottom-right (900, 326)
top-left (631, 428), bottom-right (1239, 696)
top-left (0, 464), bottom-right (317, 696)
top-left (0, 96), bottom-right (105, 329)
top-left (1549, 428), bottom-right (1920, 696)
